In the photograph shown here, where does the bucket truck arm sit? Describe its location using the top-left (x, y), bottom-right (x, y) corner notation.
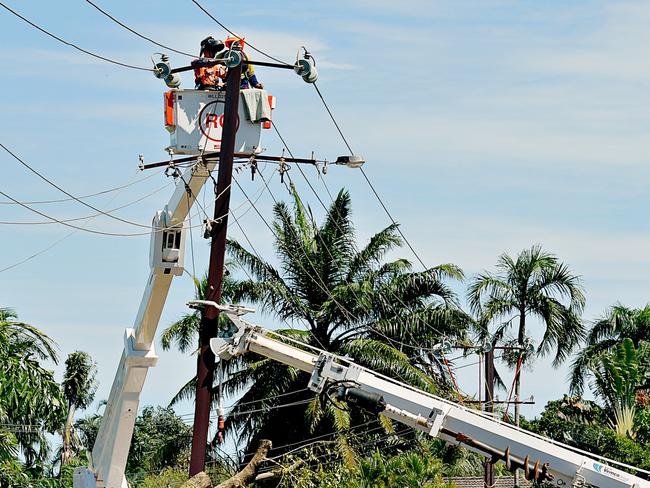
top-left (73, 160), bottom-right (215, 488)
top-left (208, 306), bottom-right (650, 488)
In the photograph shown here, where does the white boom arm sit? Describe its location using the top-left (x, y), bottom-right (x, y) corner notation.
top-left (209, 309), bottom-right (650, 488)
top-left (74, 160), bottom-right (215, 488)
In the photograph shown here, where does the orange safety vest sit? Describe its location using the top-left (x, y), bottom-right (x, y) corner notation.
top-left (193, 61), bottom-right (226, 88)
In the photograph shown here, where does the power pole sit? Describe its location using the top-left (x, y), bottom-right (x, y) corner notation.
top-left (484, 346), bottom-right (495, 488)
top-left (189, 60), bottom-right (243, 476)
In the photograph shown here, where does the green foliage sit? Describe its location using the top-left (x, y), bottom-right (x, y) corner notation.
top-left (570, 304), bottom-right (650, 395)
top-left (62, 351), bottom-right (97, 411)
top-left (220, 189), bottom-right (468, 453)
top-left (277, 440), bottom-right (462, 488)
top-left (126, 406), bottom-right (193, 483)
top-left (584, 338), bottom-right (647, 438)
top-left (60, 350), bottom-right (98, 467)
top-left (524, 396), bottom-right (650, 471)
top-left (136, 467), bottom-right (189, 488)
top-left (162, 190), bottom-right (469, 457)
top-left (0, 307), bottom-right (65, 466)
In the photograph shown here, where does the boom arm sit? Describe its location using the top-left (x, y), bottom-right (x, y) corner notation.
top-left (74, 160), bottom-right (215, 488)
top-left (209, 307), bottom-right (650, 488)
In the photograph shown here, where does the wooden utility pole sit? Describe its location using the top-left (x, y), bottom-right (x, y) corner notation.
top-left (484, 347), bottom-right (495, 488)
top-left (189, 60), bottom-right (243, 476)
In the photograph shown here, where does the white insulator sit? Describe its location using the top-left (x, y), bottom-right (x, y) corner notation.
top-left (164, 73), bottom-right (181, 88)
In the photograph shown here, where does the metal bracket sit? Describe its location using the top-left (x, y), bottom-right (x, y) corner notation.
top-left (427, 407), bottom-right (446, 437)
top-left (187, 301), bottom-right (256, 340)
top-left (308, 354), bottom-right (333, 392)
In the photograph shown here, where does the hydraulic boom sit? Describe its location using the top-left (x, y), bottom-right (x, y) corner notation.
top-left (207, 304), bottom-right (650, 488)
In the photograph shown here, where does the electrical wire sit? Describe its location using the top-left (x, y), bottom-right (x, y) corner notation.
top-left (83, 0), bottom-right (195, 57)
top-left (0, 168), bottom-right (155, 272)
top-left (270, 120), bottom-right (464, 394)
top-left (0, 174), bottom-right (232, 237)
top-left (0, 169), bottom-right (159, 205)
top-left (1, 142), bottom-right (151, 228)
top-left (176, 387), bottom-right (310, 420)
top-left (311, 82), bottom-right (429, 271)
top-left (0, 180), bottom-right (171, 225)
top-left (0, 2), bottom-right (152, 71)
top-left (189, 0), bottom-right (291, 66)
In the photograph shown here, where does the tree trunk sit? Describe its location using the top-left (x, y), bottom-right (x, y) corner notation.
top-left (60, 404), bottom-right (76, 469)
top-left (181, 472), bottom-right (212, 488)
top-left (216, 439), bottom-right (272, 488)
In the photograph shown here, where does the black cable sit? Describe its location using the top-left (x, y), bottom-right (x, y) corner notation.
top-left (84, 0), bottom-right (195, 57)
top-left (189, 0), bottom-right (291, 66)
top-left (1, 142), bottom-right (151, 228)
top-left (0, 170), bottom-right (159, 205)
top-left (0, 2), bottom-right (152, 71)
top-left (311, 82), bottom-right (429, 271)
top-left (0, 181), bottom-right (170, 225)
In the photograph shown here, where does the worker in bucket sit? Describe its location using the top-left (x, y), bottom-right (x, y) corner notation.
top-left (224, 36), bottom-right (264, 89)
top-left (192, 36), bottom-right (227, 90)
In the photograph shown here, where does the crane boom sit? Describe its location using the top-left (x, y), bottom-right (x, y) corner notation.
top-left (74, 160), bottom-right (215, 488)
top-left (208, 306), bottom-right (650, 488)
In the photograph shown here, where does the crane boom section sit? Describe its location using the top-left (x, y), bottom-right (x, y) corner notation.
top-left (211, 318), bottom-right (650, 488)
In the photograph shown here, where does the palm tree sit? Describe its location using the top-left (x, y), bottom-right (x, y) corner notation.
top-left (216, 189), bottom-right (469, 456)
top-left (587, 338), bottom-right (647, 438)
top-left (60, 351), bottom-right (97, 467)
top-left (467, 245), bottom-right (585, 432)
top-left (570, 304), bottom-right (650, 396)
top-left (0, 307), bottom-right (65, 466)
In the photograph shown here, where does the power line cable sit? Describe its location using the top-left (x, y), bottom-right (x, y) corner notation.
top-left (189, 0), bottom-right (291, 66)
top-left (84, 0), bottom-right (195, 57)
top-left (0, 2), bottom-right (152, 71)
top-left (0, 180), bottom-right (171, 225)
top-left (0, 168), bottom-right (153, 273)
top-left (311, 82), bottom-right (429, 271)
top-left (1, 142), bottom-right (152, 228)
top-left (271, 120), bottom-right (465, 393)
top-left (0, 169), bottom-right (159, 205)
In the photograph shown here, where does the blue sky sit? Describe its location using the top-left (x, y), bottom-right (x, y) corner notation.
top-left (1, 0), bottom-right (650, 447)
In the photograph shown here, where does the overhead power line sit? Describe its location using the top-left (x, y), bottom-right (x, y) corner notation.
top-left (0, 2), bottom-right (152, 71)
top-left (84, 0), bottom-right (195, 57)
top-left (0, 181), bottom-right (170, 225)
top-left (1, 142), bottom-right (151, 228)
top-left (0, 169), bottom-right (159, 206)
top-left (311, 83), bottom-right (429, 271)
top-left (189, 0), bottom-right (291, 66)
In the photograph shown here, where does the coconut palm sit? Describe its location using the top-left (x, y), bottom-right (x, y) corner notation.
top-left (570, 304), bottom-right (650, 396)
top-left (60, 351), bottom-right (97, 467)
top-left (0, 308), bottom-right (65, 465)
top-left (467, 245), bottom-right (586, 431)
top-left (217, 189), bottom-right (469, 456)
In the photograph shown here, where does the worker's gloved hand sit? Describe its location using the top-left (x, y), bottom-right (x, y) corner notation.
top-left (254, 83), bottom-right (264, 89)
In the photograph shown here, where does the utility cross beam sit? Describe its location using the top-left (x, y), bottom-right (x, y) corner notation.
top-left (140, 152), bottom-right (318, 171)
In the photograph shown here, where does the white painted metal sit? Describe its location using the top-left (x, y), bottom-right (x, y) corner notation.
top-left (210, 319), bottom-right (650, 488)
top-left (166, 89), bottom-right (263, 155)
top-left (74, 158), bottom-right (217, 488)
